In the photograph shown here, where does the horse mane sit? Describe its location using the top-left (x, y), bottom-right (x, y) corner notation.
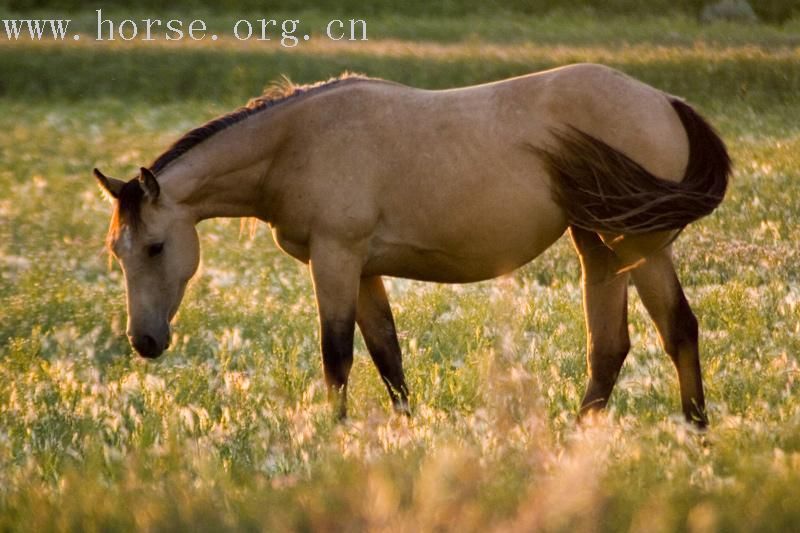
top-left (149, 72), bottom-right (369, 174)
top-left (106, 179), bottom-right (145, 251)
top-left (106, 73), bottom-right (368, 251)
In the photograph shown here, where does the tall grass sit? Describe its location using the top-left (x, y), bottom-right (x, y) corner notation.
top-left (1, 11), bottom-right (799, 532)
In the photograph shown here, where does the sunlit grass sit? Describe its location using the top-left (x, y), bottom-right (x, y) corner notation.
top-left (1, 16), bottom-right (800, 531)
top-left (1, 13), bottom-right (799, 106)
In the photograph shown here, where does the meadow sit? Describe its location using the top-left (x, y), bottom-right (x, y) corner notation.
top-left (1, 6), bottom-right (800, 532)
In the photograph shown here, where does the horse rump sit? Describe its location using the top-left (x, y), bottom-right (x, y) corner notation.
top-left (532, 98), bottom-right (731, 235)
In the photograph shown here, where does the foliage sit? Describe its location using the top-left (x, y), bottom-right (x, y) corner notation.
top-left (750, 0), bottom-right (800, 23)
top-left (0, 0), bottom-right (798, 22)
top-left (701, 0), bottom-right (758, 23)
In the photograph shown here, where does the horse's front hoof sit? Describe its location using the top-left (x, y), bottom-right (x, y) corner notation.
top-left (392, 399), bottom-right (411, 418)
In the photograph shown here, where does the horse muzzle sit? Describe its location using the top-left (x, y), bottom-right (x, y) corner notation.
top-left (129, 328), bottom-right (170, 359)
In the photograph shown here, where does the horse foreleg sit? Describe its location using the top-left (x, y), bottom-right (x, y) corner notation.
top-left (631, 246), bottom-right (707, 428)
top-left (309, 240), bottom-right (362, 420)
top-left (570, 227), bottom-right (631, 420)
top-left (356, 275), bottom-right (410, 415)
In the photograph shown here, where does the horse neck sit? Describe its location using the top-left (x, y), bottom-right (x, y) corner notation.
top-left (157, 107), bottom-right (293, 222)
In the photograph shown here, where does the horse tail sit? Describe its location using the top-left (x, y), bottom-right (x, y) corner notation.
top-left (533, 98), bottom-right (731, 235)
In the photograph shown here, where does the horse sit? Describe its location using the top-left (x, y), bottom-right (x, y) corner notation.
top-left (93, 64), bottom-right (730, 427)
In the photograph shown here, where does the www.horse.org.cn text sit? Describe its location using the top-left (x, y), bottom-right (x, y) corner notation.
top-left (1, 9), bottom-right (368, 47)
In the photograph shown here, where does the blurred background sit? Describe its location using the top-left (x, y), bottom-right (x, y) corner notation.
top-left (0, 0), bottom-right (798, 103)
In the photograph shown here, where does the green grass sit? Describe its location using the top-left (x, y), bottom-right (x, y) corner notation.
top-left (1, 11), bottom-right (800, 532)
top-left (1, 0), bottom-right (798, 23)
top-left (1, 10), bottom-right (800, 106)
top-left (3, 8), bottom-right (800, 43)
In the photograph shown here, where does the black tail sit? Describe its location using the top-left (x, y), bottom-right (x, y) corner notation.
top-left (534, 98), bottom-right (731, 234)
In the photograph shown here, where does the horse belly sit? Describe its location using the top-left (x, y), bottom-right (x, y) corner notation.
top-left (363, 241), bottom-right (554, 283)
top-left (363, 187), bottom-right (567, 283)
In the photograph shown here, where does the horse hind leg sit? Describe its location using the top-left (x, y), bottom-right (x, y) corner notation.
top-left (570, 227), bottom-right (632, 420)
top-left (631, 245), bottom-right (708, 427)
top-left (356, 275), bottom-right (410, 415)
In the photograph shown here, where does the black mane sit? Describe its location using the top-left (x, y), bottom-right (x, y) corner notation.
top-left (106, 74), bottom-right (369, 248)
top-left (149, 74), bottom-right (367, 174)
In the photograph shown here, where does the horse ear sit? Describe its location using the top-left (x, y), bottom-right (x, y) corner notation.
top-left (93, 168), bottom-right (124, 201)
top-left (138, 167), bottom-right (160, 201)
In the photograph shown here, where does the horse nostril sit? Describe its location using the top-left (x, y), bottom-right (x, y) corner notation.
top-left (131, 334), bottom-right (162, 359)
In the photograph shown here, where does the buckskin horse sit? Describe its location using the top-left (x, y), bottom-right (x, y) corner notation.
top-left (93, 64), bottom-right (730, 426)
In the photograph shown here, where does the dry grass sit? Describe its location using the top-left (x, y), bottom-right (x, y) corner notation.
top-left (1, 12), bottom-right (800, 532)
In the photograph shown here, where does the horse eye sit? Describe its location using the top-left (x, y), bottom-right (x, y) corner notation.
top-left (147, 242), bottom-right (164, 257)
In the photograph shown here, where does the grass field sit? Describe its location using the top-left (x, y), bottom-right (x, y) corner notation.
top-left (1, 9), bottom-right (800, 532)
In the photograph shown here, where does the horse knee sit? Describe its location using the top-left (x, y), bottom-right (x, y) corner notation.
top-left (588, 338), bottom-right (631, 386)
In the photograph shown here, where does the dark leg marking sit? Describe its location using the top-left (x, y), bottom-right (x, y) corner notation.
top-left (632, 247), bottom-right (707, 427)
top-left (309, 241), bottom-right (362, 421)
top-left (356, 276), bottom-right (410, 414)
top-left (321, 315), bottom-right (356, 420)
